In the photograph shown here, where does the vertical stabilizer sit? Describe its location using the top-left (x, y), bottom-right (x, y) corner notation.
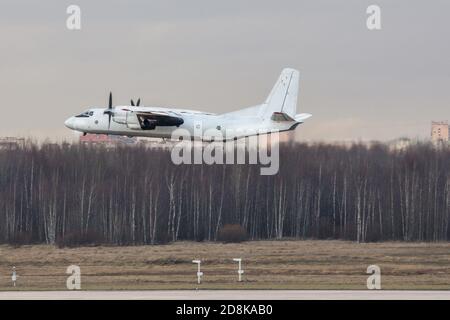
top-left (263, 68), bottom-right (299, 119)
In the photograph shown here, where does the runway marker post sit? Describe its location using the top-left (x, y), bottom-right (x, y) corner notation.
top-left (11, 266), bottom-right (17, 287)
top-left (233, 258), bottom-right (244, 282)
top-left (192, 260), bottom-right (203, 284)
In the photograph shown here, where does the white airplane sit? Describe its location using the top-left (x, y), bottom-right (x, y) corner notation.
top-left (64, 68), bottom-right (312, 141)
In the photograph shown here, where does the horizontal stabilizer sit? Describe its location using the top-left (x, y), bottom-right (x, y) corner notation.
top-left (271, 112), bottom-right (295, 122)
top-left (294, 113), bottom-right (312, 123)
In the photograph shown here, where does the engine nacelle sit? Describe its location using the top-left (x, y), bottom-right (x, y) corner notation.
top-left (112, 110), bottom-right (127, 125)
top-left (113, 110), bottom-right (184, 130)
top-left (126, 113), bottom-right (142, 130)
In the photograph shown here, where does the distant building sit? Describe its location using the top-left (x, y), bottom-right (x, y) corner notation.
top-left (0, 137), bottom-right (25, 149)
top-left (79, 134), bottom-right (137, 146)
top-left (431, 121), bottom-right (449, 144)
top-left (136, 137), bottom-right (176, 149)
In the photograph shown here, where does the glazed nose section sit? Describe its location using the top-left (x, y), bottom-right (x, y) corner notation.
top-left (64, 117), bottom-right (76, 130)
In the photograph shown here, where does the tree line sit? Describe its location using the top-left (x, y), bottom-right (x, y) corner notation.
top-left (0, 140), bottom-right (449, 245)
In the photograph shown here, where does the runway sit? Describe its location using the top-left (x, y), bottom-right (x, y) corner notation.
top-left (1, 290), bottom-right (450, 300)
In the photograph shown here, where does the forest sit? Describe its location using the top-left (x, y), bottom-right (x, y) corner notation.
top-left (0, 140), bottom-right (449, 245)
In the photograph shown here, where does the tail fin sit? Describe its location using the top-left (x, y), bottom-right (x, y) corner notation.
top-left (261, 68), bottom-right (299, 119)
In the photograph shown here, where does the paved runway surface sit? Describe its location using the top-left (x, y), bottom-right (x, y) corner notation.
top-left (1, 290), bottom-right (450, 300)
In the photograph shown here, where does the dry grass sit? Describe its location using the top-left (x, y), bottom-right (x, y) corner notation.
top-left (1, 240), bottom-right (450, 290)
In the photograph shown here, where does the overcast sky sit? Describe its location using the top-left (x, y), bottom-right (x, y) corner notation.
top-left (0, 0), bottom-right (449, 142)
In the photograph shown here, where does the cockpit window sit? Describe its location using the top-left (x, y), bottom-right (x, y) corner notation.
top-left (76, 110), bottom-right (92, 118)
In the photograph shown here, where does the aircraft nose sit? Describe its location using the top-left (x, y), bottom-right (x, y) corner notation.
top-left (64, 117), bottom-right (75, 129)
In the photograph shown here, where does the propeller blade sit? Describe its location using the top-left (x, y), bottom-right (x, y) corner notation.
top-left (105, 92), bottom-right (112, 128)
top-left (131, 99), bottom-right (135, 106)
top-left (136, 98), bottom-right (140, 106)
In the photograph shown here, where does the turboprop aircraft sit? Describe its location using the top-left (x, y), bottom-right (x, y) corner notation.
top-left (64, 68), bottom-right (312, 141)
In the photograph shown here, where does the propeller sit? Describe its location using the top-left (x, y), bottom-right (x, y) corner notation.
top-left (103, 91), bottom-right (113, 129)
top-left (131, 98), bottom-right (141, 106)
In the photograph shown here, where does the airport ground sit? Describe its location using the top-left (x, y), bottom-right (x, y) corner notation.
top-left (0, 240), bottom-right (450, 291)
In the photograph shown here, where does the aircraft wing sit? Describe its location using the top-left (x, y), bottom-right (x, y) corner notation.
top-left (137, 111), bottom-right (175, 117)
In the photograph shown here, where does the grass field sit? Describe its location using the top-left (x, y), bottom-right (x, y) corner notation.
top-left (1, 240), bottom-right (450, 290)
